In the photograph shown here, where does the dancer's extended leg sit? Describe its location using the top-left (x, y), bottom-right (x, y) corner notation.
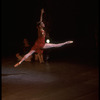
top-left (43, 41), bottom-right (73, 49)
top-left (14, 50), bottom-right (35, 67)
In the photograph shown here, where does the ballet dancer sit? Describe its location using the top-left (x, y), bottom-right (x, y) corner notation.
top-left (14, 9), bottom-right (73, 67)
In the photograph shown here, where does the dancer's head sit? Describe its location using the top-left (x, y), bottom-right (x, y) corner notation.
top-left (37, 21), bottom-right (45, 29)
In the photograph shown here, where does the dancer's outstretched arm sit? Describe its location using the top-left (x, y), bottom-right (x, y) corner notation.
top-left (40, 8), bottom-right (44, 22)
top-left (14, 50), bottom-right (35, 67)
top-left (43, 41), bottom-right (73, 49)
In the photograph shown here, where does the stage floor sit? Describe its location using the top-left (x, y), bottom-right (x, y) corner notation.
top-left (2, 56), bottom-right (99, 100)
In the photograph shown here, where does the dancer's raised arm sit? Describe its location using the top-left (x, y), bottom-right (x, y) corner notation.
top-left (40, 8), bottom-right (44, 22)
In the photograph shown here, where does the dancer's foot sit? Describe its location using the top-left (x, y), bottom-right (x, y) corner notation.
top-left (66, 41), bottom-right (73, 44)
top-left (39, 58), bottom-right (44, 64)
top-left (40, 61), bottom-right (45, 64)
top-left (14, 62), bottom-right (21, 67)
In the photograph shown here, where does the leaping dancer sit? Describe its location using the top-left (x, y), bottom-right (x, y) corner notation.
top-left (14, 8), bottom-right (73, 67)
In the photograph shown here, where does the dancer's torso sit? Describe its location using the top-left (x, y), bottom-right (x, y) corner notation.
top-left (31, 29), bottom-right (46, 53)
top-left (36, 29), bottom-right (46, 45)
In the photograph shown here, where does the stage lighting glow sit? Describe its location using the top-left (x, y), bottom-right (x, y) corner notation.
top-left (46, 39), bottom-right (50, 43)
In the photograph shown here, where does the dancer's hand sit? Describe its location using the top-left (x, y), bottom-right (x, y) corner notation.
top-left (14, 62), bottom-right (20, 67)
top-left (41, 8), bottom-right (44, 14)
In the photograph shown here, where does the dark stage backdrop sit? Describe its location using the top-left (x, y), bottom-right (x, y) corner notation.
top-left (1, 0), bottom-right (98, 60)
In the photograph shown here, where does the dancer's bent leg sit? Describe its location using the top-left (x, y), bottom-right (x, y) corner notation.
top-left (43, 41), bottom-right (73, 49)
top-left (16, 53), bottom-right (22, 61)
top-left (38, 53), bottom-right (44, 63)
top-left (35, 53), bottom-right (39, 61)
top-left (14, 50), bottom-right (35, 67)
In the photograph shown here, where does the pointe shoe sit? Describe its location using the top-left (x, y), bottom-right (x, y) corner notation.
top-left (14, 62), bottom-right (20, 67)
top-left (66, 41), bottom-right (73, 44)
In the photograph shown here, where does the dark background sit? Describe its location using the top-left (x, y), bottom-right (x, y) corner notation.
top-left (1, 0), bottom-right (99, 62)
